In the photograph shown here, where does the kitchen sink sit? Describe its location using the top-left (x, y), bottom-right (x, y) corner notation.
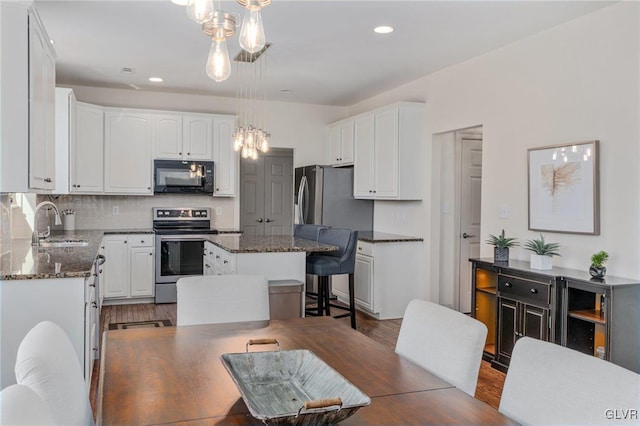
top-left (39, 239), bottom-right (89, 248)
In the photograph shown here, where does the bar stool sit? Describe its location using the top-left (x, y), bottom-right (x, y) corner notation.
top-left (306, 228), bottom-right (358, 329)
top-left (294, 224), bottom-right (330, 315)
top-left (293, 224), bottom-right (328, 241)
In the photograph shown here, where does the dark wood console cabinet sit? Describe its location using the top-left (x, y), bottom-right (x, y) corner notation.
top-left (471, 258), bottom-right (640, 374)
top-left (471, 259), bottom-right (559, 371)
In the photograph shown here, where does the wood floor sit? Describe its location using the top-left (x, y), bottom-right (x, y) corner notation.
top-left (94, 303), bottom-right (505, 413)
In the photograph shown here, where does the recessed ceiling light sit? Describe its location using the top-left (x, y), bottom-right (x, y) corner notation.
top-left (49, 39), bottom-right (55, 45)
top-left (374, 26), bottom-right (394, 34)
top-left (170, 0), bottom-right (188, 5)
top-left (149, 77), bottom-right (163, 83)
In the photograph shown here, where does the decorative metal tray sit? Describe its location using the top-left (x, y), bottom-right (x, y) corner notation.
top-left (221, 339), bottom-right (371, 425)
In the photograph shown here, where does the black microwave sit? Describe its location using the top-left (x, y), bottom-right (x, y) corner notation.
top-left (153, 160), bottom-right (214, 194)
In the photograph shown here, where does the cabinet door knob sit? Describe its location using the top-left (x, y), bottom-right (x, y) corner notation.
top-left (72, 184), bottom-right (77, 188)
top-left (530, 288), bottom-right (538, 294)
top-left (149, 252), bottom-right (153, 256)
top-left (187, 152), bottom-right (191, 155)
top-left (256, 218), bottom-right (263, 223)
top-left (44, 178), bottom-right (52, 183)
top-left (124, 241), bottom-right (127, 244)
top-left (505, 282), bottom-right (512, 287)
top-left (223, 260), bottom-right (228, 264)
top-left (77, 184), bottom-right (81, 188)
top-left (179, 152), bottom-right (182, 156)
top-left (265, 218), bottom-right (272, 223)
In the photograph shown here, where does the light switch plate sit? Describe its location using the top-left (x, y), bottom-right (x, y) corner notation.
top-left (499, 204), bottom-right (509, 219)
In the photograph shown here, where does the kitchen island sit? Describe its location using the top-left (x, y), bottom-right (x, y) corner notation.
top-left (203, 234), bottom-right (337, 318)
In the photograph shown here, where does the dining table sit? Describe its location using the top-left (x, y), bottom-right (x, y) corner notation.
top-left (97, 316), bottom-right (516, 425)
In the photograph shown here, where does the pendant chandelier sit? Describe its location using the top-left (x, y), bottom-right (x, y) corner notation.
top-left (233, 45), bottom-right (271, 160)
top-left (172, 0), bottom-right (270, 83)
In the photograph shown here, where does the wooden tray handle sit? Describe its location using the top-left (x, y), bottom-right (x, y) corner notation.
top-left (245, 338), bottom-right (280, 352)
top-left (297, 398), bottom-right (343, 416)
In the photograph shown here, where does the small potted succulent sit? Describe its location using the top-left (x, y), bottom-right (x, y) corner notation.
top-left (486, 229), bottom-right (518, 263)
top-left (589, 250), bottom-right (609, 279)
top-left (524, 234), bottom-right (560, 270)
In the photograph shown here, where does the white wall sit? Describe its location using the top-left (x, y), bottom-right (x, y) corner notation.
top-left (348, 2), bottom-right (640, 302)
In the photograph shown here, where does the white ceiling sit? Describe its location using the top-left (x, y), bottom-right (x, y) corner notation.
top-left (35, 0), bottom-right (613, 106)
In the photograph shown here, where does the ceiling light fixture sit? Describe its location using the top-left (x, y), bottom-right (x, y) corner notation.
top-left (186, 0), bottom-right (215, 24)
top-left (202, 11), bottom-right (237, 82)
top-left (237, 0), bottom-right (270, 54)
top-left (374, 25), bottom-right (394, 34)
top-left (173, 0), bottom-right (271, 83)
top-left (233, 45), bottom-right (271, 160)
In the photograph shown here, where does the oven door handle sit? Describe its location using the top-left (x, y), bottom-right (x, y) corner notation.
top-left (157, 235), bottom-right (210, 241)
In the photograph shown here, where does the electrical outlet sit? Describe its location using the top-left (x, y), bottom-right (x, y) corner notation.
top-left (215, 207), bottom-right (223, 216)
top-left (112, 206), bottom-right (119, 216)
top-left (499, 204), bottom-right (509, 219)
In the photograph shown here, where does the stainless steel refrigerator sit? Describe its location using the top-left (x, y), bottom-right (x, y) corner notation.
top-left (294, 165), bottom-right (373, 231)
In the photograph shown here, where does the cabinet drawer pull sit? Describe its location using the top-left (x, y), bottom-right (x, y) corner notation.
top-left (530, 288), bottom-right (538, 294)
top-left (505, 282), bottom-right (512, 287)
top-left (91, 302), bottom-right (97, 308)
top-left (44, 177), bottom-right (52, 183)
top-left (223, 260), bottom-right (228, 264)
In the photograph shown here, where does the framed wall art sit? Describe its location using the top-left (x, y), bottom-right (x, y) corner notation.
top-left (528, 140), bottom-right (600, 235)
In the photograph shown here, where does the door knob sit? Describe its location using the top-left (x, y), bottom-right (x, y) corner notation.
top-left (256, 218), bottom-right (263, 223)
top-left (265, 218), bottom-right (272, 223)
top-left (462, 233), bottom-right (476, 239)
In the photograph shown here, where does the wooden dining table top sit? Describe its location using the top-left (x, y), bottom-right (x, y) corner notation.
top-left (97, 316), bottom-right (516, 425)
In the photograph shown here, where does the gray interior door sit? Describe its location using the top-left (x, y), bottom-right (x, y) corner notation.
top-left (240, 148), bottom-right (293, 236)
top-left (264, 154), bottom-right (293, 236)
top-left (240, 158), bottom-right (264, 236)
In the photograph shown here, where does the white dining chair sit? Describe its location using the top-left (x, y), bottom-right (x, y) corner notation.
top-left (0, 384), bottom-right (55, 426)
top-left (14, 321), bottom-right (94, 426)
top-left (176, 274), bottom-right (270, 326)
top-left (499, 337), bottom-right (640, 425)
top-left (395, 299), bottom-right (488, 396)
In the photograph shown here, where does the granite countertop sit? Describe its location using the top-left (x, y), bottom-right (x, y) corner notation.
top-left (1, 229), bottom-right (154, 280)
top-left (0, 230), bottom-right (104, 280)
top-left (207, 235), bottom-right (338, 254)
top-left (358, 231), bottom-right (424, 243)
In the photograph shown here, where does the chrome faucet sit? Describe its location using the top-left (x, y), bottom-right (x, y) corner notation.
top-left (32, 201), bottom-right (62, 246)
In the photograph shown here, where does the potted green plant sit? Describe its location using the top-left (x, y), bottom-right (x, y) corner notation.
top-left (486, 229), bottom-right (518, 262)
top-left (524, 234), bottom-right (560, 270)
top-left (589, 250), bottom-right (609, 279)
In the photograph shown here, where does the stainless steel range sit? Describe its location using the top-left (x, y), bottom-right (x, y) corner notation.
top-left (153, 207), bottom-right (218, 303)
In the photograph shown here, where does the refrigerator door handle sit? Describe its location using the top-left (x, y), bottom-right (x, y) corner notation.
top-left (297, 175), bottom-right (308, 224)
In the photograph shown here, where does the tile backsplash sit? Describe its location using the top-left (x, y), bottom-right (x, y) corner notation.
top-left (41, 194), bottom-right (236, 231)
top-left (0, 193), bottom-right (236, 240)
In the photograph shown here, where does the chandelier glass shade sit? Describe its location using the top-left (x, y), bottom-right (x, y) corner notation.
top-left (174, 0), bottom-right (270, 83)
top-left (233, 46), bottom-right (270, 160)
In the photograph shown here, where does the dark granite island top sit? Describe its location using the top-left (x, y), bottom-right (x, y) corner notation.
top-left (207, 235), bottom-right (338, 254)
top-left (358, 231), bottom-right (424, 243)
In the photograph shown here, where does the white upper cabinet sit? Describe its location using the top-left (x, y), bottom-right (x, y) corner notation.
top-left (212, 115), bottom-right (237, 197)
top-left (183, 115), bottom-right (213, 160)
top-left (28, 8), bottom-right (56, 191)
top-left (353, 102), bottom-right (425, 200)
top-left (56, 88), bottom-right (105, 195)
top-left (0, 3), bottom-right (56, 193)
top-left (104, 109), bottom-right (153, 194)
top-left (353, 113), bottom-right (375, 198)
top-left (327, 119), bottom-right (355, 166)
top-left (153, 113), bottom-right (182, 160)
top-left (153, 113), bottom-right (213, 161)
top-left (72, 102), bottom-right (104, 193)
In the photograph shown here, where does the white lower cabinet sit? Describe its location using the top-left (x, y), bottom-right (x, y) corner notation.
top-left (103, 234), bottom-right (154, 302)
top-left (333, 240), bottom-right (425, 319)
top-left (1, 271), bottom-right (99, 389)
